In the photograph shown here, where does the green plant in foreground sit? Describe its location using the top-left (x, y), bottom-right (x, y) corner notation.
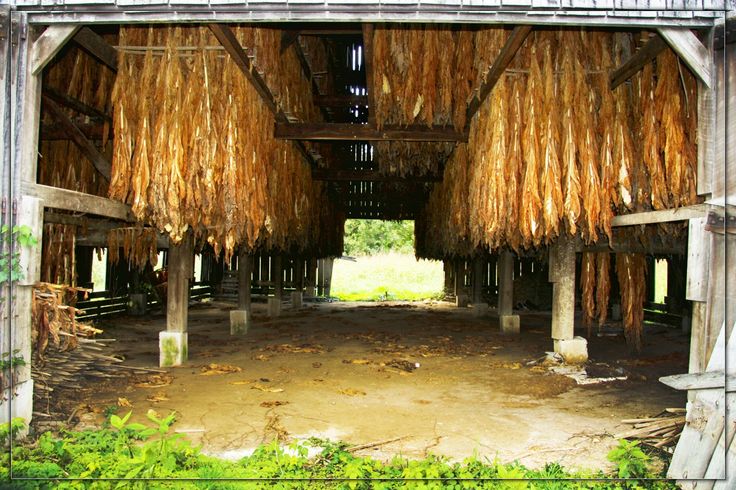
top-left (0, 413), bottom-right (677, 489)
top-left (607, 439), bottom-right (651, 479)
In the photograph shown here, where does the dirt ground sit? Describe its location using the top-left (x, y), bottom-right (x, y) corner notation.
top-left (44, 300), bottom-right (689, 472)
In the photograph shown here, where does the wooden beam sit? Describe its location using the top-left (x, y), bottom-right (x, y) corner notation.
top-left (43, 85), bottom-right (111, 122)
top-left (41, 121), bottom-right (110, 141)
top-left (362, 23), bottom-right (376, 126)
top-left (609, 34), bottom-right (668, 90)
top-left (276, 123), bottom-right (467, 142)
top-left (42, 94), bottom-right (112, 181)
top-left (466, 25), bottom-right (532, 126)
top-left (315, 94), bottom-right (368, 107)
top-left (280, 30), bottom-right (301, 53)
top-left (611, 205), bottom-right (707, 227)
top-left (22, 181), bottom-right (134, 222)
top-left (209, 23), bottom-right (317, 167)
top-left (658, 27), bottom-right (712, 88)
top-left (72, 27), bottom-right (118, 73)
top-left (660, 371), bottom-right (735, 392)
top-left (313, 169), bottom-right (441, 182)
top-left (31, 25), bottom-right (80, 75)
top-left (209, 23), bottom-right (278, 116)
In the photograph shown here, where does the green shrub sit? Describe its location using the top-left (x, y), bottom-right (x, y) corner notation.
top-left (1, 414), bottom-right (677, 489)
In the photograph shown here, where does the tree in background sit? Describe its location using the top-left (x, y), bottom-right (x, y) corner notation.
top-left (343, 220), bottom-right (414, 256)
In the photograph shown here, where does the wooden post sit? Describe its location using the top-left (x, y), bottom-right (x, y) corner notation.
top-left (317, 259), bottom-right (324, 296)
top-left (268, 255), bottom-right (282, 317)
top-left (304, 257), bottom-right (317, 298)
top-left (498, 250), bottom-right (519, 334)
top-left (5, 197), bottom-right (43, 427)
top-left (291, 258), bottom-right (304, 309)
top-left (549, 236), bottom-right (587, 363)
top-left (471, 256), bottom-right (484, 304)
top-left (470, 256), bottom-right (487, 317)
top-left (160, 231), bottom-right (193, 367)
top-left (323, 257), bottom-right (334, 298)
top-left (230, 248), bottom-right (252, 335)
top-left (454, 258), bottom-right (467, 307)
top-left (443, 260), bottom-right (454, 300)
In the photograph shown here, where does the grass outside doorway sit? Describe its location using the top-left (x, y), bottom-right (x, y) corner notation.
top-left (330, 253), bottom-right (444, 302)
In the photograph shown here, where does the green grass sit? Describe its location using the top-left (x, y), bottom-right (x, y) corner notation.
top-left (331, 253), bottom-right (444, 302)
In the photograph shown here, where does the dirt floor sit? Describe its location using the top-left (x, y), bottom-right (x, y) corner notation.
top-left (41, 299), bottom-right (689, 472)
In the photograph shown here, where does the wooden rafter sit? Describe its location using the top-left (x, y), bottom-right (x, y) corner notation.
top-left (362, 23), bottom-right (376, 126)
top-left (465, 25), bottom-right (532, 128)
top-left (41, 121), bottom-right (110, 141)
top-left (209, 23), bottom-right (318, 166)
top-left (313, 169), bottom-right (441, 182)
top-left (22, 182), bottom-right (134, 222)
top-left (42, 95), bottom-right (112, 181)
top-left (609, 34), bottom-right (667, 90)
top-left (43, 85), bottom-right (111, 122)
top-left (280, 30), bottom-right (301, 53)
top-left (276, 123), bottom-right (467, 142)
top-left (657, 27), bottom-right (712, 88)
top-left (610, 204), bottom-right (707, 227)
top-left (209, 24), bottom-right (278, 115)
top-left (31, 25), bottom-right (80, 75)
top-left (73, 27), bottom-right (118, 72)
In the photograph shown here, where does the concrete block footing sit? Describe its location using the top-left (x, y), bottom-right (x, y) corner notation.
top-left (553, 337), bottom-right (588, 364)
top-left (471, 303), bottom-right (488, 317)
top-left (291, 291), bottom-right (303, 309)
top-left (267, 297), bottom-right (281, 317)
top-left (304, 287), bottom-right (316, 299)
top-left (159, 331), bottom-right (188, 367)
top-left (455, 294), bottom-right (469, 308)
top-left (499, 315), bottom-right (520, 335)
top-left (230, 310), bottom-right (251, 335)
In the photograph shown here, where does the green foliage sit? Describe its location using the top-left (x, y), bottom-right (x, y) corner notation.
top-left (343, 220), bottom-right (414, 256)
top-left (0, 417), bottom-right (26, 447)
top-left (607, 440), bottom-right (650, 479)
top-left (1, 413), bottom-right (676, 489)
top-left (0, 224), bottom-right (38, 285)
top-left (331, 253), bottom-right (443, 302)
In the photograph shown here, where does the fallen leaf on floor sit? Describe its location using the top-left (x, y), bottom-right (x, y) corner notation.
top-left (414, 400), bottom-right (431, 405)
top-left (229, 380), bottom-right (254, 386)
top-left (260, 378), bottom-right (270, 382)
top-left (262, 343), bottom-right (324, 354)
top-left (343, 359), bottom-right (371, 365)
top-left (134, 374), bottom-right (173, 388)
top-left (387, 359), bottom-right (420, 372)
top-left (117, 397), bottom-right (132, 408)
top-left (200, 363), bottom-right (242, 375)
top-left (252, 383), bottom-right (284, 393)
top-left (338, 388), bottom-right (366, 396)
top-left (254, 354), bottom-right (271, 361)
top-left (260, 400), bottom-right (289, 408)
top-left (312, 362), bottom-right (322, 368)
top-left (146, 392), bottom-right (169, 403)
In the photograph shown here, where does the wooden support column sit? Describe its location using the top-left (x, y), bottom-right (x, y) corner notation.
top-left (291, 258), bottom-right (304, 309)
top-left (322, 257), bottom-right (334, 298)
top-left (549, 236), bottom-right (587, 363)
top-left (443, 260), bottom-right (455, 300)
top-left (498, 251), bottom-right (519, 334)
top-left (470, 256), bottom-right (487, 317)
top-left (454, 259), bottom-right (467, 307)
top-left (160, 232), bottom-right (193, 367)
top-left (268, 255), bottom-right (283, 317)
top-left (5, 197), bottom-right (43, 426)
top-left (230, 248), bottom-right (252, 335)
top-left (305, 258), bottom-right (317, 298)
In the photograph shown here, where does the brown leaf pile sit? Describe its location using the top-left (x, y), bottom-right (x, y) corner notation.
top-left (417, 29), bottom-right (698, 258)
top-left (32, 282), bottom-right (94, 360)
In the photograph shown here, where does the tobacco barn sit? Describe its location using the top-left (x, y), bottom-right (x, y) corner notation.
top-left (1, 0), bottom-right (734, 483)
